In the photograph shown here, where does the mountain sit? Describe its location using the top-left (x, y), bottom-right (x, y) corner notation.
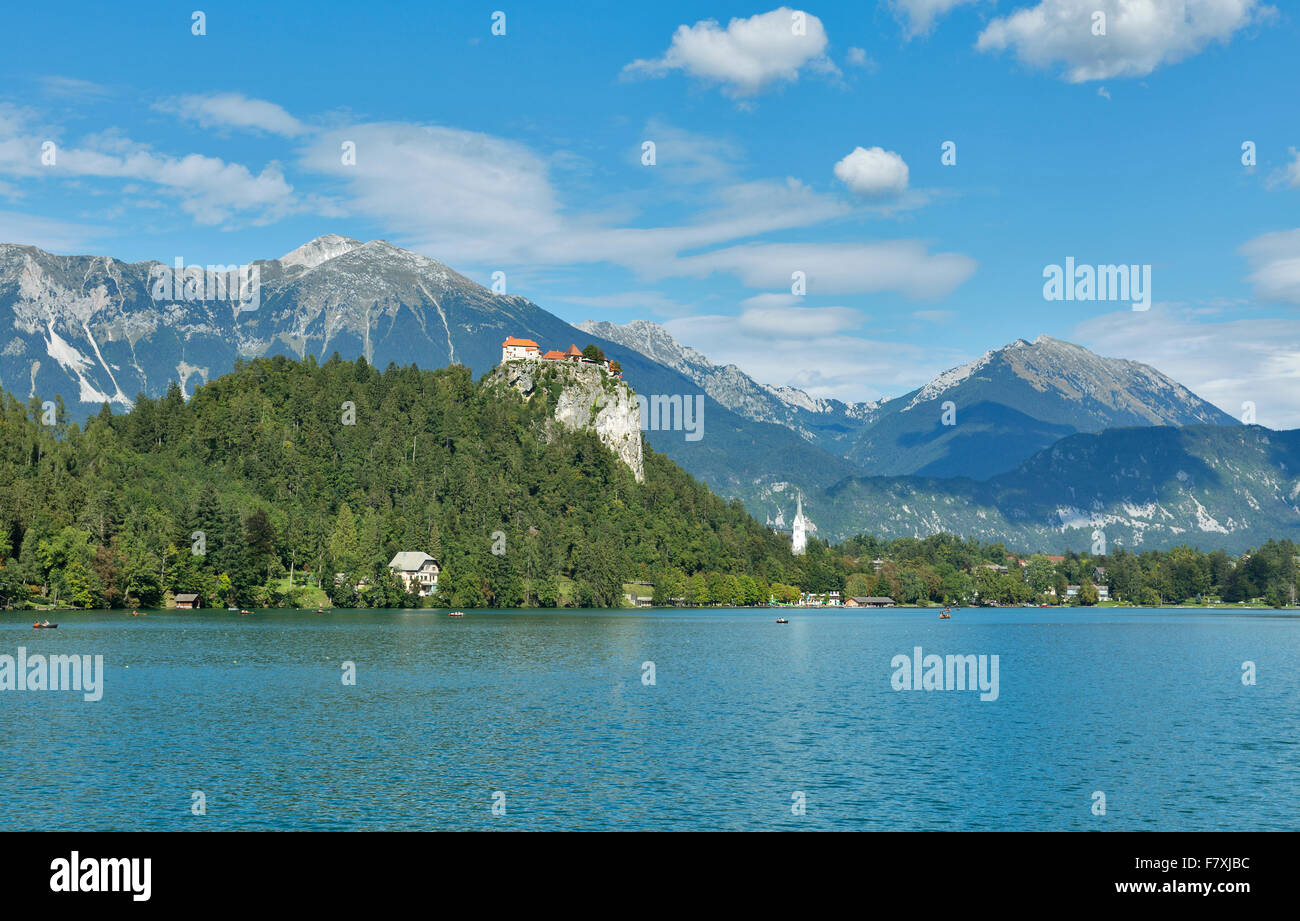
top-left (578, 319), bottom-right (880, 450)
top-left (5, 237), bottom-right (1269, 553)
top-left (815, 424), bottom-right (1300, 553)
top-left (575, 324), bottom-right (1238, 482)
top-left (0, 236), bottom-right (859, 521)
top-left (847, 336), bottom-right (1239, 479)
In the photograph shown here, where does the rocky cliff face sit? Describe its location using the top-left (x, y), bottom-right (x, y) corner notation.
top-left (493, 359), bottom-right (644, 482)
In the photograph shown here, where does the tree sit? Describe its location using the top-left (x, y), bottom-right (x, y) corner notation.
top-left (1024, 555), bottom-right (1056, 595)
top-left (244, 509), bottom-right (277, 582)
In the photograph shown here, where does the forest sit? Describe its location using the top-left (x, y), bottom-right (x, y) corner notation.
top-left (0, 354), bottom-right (809, 609)
top-left (0, 354), bottom-right (1294, 610)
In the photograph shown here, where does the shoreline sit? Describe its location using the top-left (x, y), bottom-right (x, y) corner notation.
top-left (7, 602), bottom-right (1294, 614)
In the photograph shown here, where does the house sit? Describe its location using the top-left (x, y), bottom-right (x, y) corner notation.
top-left (846, 596), bottom-right (895, 607)
top-left (541, 349), bottom-right (567, 361)
top-left (624, 581), bottom-right (654, 607)
top-left (388, 552), bottom-right (440, 597)
top-left (175, 593), bottom-right (201, 609)
top-left (1097, 585), bottom-right (1111, 601)
top-left (501, 336), bottom-right (540, 362)
top-left (1065, 585), bottom-right (1081, 598)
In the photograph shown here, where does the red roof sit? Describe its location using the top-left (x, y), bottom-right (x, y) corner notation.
top-left (541, 350), bottom-right (567, 360)
top-left (502, 337), bottom-right (539, 348)
top-left (565, 344), bottom-right (583, 356)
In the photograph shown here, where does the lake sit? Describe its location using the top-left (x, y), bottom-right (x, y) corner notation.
top-left (1, 607), bottom-right (1296, 831)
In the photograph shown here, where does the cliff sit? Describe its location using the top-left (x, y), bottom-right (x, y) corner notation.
top-left (492, 359), bottom-right (645, 482)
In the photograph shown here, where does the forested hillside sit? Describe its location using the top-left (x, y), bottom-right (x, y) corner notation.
top-left (0, 354), bottom-right (819, 609)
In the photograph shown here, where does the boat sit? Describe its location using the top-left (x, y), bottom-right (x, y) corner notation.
top-left (448, 611), bottom-right (465, 617)
top-left (33, 621), bottom-right (57, 629)
top-left (316, 609), bottom-right (324, 614)
top-left (775, 617), bottom-right (789, 624)
top-left (939, 613), bottom-right (951, 619)
top-left (239, 609), bottom-right (252, 616)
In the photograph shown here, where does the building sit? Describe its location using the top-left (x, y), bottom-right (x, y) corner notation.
top-left (388, 552), bottom-right (440, 597)
top-left (791, 496), bottom-right (808, 556)
top-left (502, 334), bottom-right (622, 375)
top-left (624, 581), bottom-right (654, 607)
top-left (1065, 585), bottom-right (1080, 598)
top-left (846, 596), bottom-right (895, 607)
top-left (1097, 585), bottom-right (1111, 601)
top-left (174, 593), bottom-right (201, 609)
top-left (501, 336), bottom-right (541, 361)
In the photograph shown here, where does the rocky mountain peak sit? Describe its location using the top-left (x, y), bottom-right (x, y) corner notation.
top-left (278, 234), bottom-right (363, 270)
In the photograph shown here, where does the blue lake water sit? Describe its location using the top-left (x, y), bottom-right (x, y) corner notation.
top-left (1, 607), bottom-right (1296, 831)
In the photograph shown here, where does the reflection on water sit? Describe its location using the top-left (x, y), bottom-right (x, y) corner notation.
top-left (1, 607), bottom-right (1296, 830)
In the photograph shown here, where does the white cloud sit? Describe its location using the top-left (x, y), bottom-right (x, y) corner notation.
top-left (1271, 148), bottom-right (1300, 189)
top-left (0, 105), bottom-right (296, 226)
top-left (891, 0), bottom-right (987, 37)
top-left (833, 146), bottom-right (909, 198)
top-left (739, 292), bottom-right (802, 310)
top-left (738, 304), bottom-right (863, 336)
top-left (673, 241), bottom-right (977, 298)
top-left (623, 7), bottom-right (838, 98)
top-left (39, 76), bottom-right (110, 99)
top-left (1241, 228), bottom-right (1300, 304)
top-left (302, 124), bottom-right (863, 277)
top-left (638, 118), bottom-right (744, 182)
top-left (846, 47), bottom-right (872, 67)
top-left (157, 93), bottom-right (307, 137)
top-left (553, 290), bottom-right (698, 317)
top-left (976, 0), bottom-right (1274, 83)
top-left (1072, 305), bottom-right (1300, 428)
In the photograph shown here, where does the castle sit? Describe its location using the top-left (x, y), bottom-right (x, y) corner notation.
top-left (501, 337), bottom-right (621, 376)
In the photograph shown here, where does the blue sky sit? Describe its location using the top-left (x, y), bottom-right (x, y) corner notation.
top-left (3, 1), bottom-right (1299, 424)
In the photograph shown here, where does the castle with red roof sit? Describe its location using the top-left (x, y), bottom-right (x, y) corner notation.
top-left (501, 337), bottom-right (621, 377)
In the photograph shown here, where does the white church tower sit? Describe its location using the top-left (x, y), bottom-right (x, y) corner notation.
top-left (791, 496), bottom-right (808, 556)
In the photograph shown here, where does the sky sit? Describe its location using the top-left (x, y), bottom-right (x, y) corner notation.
top-left (2, 0), bottom-right (1299, 425)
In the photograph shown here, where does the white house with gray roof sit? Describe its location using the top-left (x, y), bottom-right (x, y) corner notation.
top-left (388, 552), bottom-right (440, 597)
